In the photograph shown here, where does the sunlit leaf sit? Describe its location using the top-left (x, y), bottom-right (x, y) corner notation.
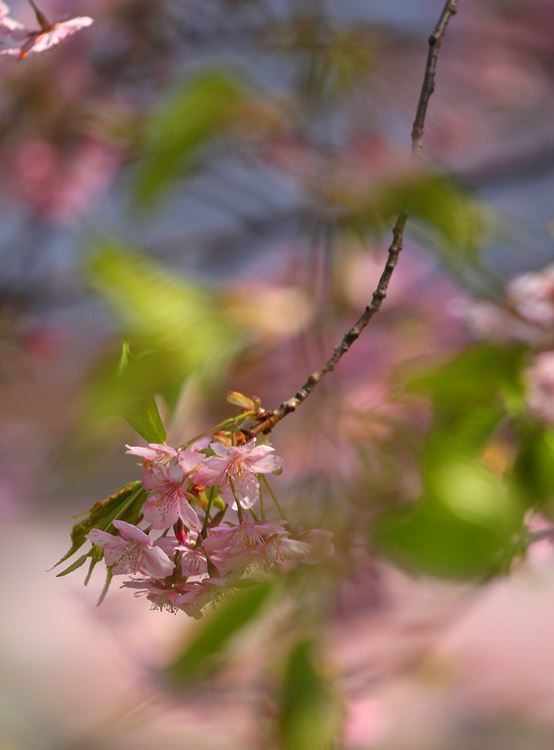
top-left (117, 341), bottom-right (166, 442)
top-left (277, 639), bottom-right (341, 750)
top-left (85, 242), bottom-right (246, 424)
top-left (166, 582), bottom-right (273, 685)
top-left (373, 458), bottom-right (524, 578)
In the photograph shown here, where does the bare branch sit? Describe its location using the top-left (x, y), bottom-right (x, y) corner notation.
top-left (250, 0), bottom-right (459, 438)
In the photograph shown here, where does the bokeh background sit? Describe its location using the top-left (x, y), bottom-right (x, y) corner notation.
top-left (1, 0), bottom-right (554, 748)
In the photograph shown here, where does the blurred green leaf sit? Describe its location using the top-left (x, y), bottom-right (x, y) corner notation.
top-left (373, 458), bottom-right (524, 579)
top-left (166, 582), bottom-right (273, 686)
top-left (86, 242), bottom-right (246, 423)
top-left (135, 70), bottom-right (245, 206)
top-left (409, 343), bottom-right (525, 411)
top-left (54, 481), bottom-right (144, 569)
top-left (512, 425), bottom-right (554, 510)
top-left (117, 341), bottom-right (166, 442)
top-left (340, 174), bottom-right (486, 259)
top-left (277, 639), bottom-right (340, 750)
top-left (409, 343), bottom-right (526, 461)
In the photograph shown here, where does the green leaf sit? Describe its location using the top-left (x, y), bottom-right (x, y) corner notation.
top-left (135, 70), bottom-right (245, 206)
top-left (512, 425), bottom-right (554, 510)
top-left (97, 567), bottom-right (114, 607)
top-left (408, 343), bottom-right (526, 413)
top-left (373, 459), bottom-right (524, 579)
top-left (277, 639), bottom-right (340, 750)
top-left (408, 343), bottom-right (526, 463)
top-left (53, 481), bottom-right (145, 569)
top-left (85, 243), bottom-right (246, 431)
top-left (56, 552), bottom-right (91, 578)
top-left (117, 341), bottom-right (166, 442)
top-left (166, 582), bottom-right (273, 685)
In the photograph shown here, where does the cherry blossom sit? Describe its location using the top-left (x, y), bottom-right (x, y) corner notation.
top-left (156, 536), bottom-right (209, 578)
top-left (203, 520), bottom-right (287, 555)
top-left (0, 5), bottom-right (93, 60)
top-left (194, 440), bottom-right (283, 510)
top-left (125, 443), bottom-right (178, 464)
top-left (87, 520), bottom-right (175, 577)
top-left (526, 351), bottom-right (554, 424)
top-left (142, 456), bottom-right (203, 531)
top-left (508, 264), bottom-right (554, 327)
top-left (123, 577), bottom-right (226, 617)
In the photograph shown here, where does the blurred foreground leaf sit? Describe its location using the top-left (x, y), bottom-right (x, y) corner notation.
top-left (512, 425), bottom-right (554, 511)
top-left (135, 70), bottom-right (245, 206)
top-left (166, 582), bottom-right (273, 686)
top-left (373, 458), bottom-right (524, 578)
top-left (277, 639), bottom-right (341, 750)
top-left (54, 481), bottom-right (145, 569)
top-left (85, 243), bottom-right (245, 429)
top-left (338, 174), bottom-right (487, 259)
top-left (117, 341), bottom-right (166, 442)
top-left (409, 343), bottom-right (525, 460)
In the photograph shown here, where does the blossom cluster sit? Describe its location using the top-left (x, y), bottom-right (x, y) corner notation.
top-left (454, 263), bottom-right (554, 425)
top-left (86, 437), bottom-right (333, 616)
top-left (0, 2), bottom-right (92, 59)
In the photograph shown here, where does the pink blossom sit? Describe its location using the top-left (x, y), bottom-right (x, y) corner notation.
top-left (126, 443), bottom-right (178, 464)
top-left (526, 351), bottom-right (554, 424)
top-left (203, 520), bottom-right (287, 555)
top-left (123, 577), bottom-right (225, 617)
top-left (298, 528), bottom-right (335, 565)
top-left (142, 457), bottom-right (202, 531)
top-left (508, 265), bottom-right (554, 327)
top-left (0, 1), bottom-right (22, 33)
top-left (0, 9), bottom-right (93, 60)
top-left (87, 521), bottom-right (174, 577)
top-left (121, 578), bottom-right (187, 614)
top-left (156, 536), bottom-right (209, 577)
top-left (449, 299), bottom-right (534, 342)
top-left (194, 440), bottom-right (283, 510)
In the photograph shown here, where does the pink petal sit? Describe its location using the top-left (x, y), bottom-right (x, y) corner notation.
top-left (87, 528), bottom-right (116, 548)
top-left (104, 541), bottom-right (141, 574)
top-left (209, 441), bottom-right (230, 458)
top-left (180, 548), bottom-right (208, 577)
top-left (167, 457), bottom-right (184, 483)
top-left (112, 520), bottom-right (150, 546)
top-left (192, 456), bottom-right (226, 485)
top-left (155, 536), bottom-right (181, 557)
top-left (226, 470), bottom-right (260, 510)
top-left (249, 453), bottom-right (283, 473)
top-left (141, 546), bottom-right (175, 578)
top-left (125, 443), bottom-right (176, 462)
top-left (178, 496), bottom-right (202, 532)
top-left (143, 493), bottom-right (180, 530)
top-left (188, 436), bottom-right (211, 451)
top-left (177, 449), bottom-right (204, 474)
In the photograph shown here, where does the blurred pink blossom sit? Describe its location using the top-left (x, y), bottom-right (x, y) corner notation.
top-left (508, 264), bottom-right (554, 327)
top-left (343, 695), bottom-right (390, 748)
top-left (87, 520), bottom-right (175, 577)
top-left (526, 351), bottom-right (554, 424)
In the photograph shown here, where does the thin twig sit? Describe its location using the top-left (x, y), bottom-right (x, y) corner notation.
top-left (250, 0), bottom-right (458, 438)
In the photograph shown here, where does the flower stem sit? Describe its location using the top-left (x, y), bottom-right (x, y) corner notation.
top-left (200, 487), bottom-right (216, 539)
top-left (260, 475), bottom-right (286, 520)
top-left (26, 0), bottom-right (51, 30)
top-left (228, 475), bottom-right (245, 523)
